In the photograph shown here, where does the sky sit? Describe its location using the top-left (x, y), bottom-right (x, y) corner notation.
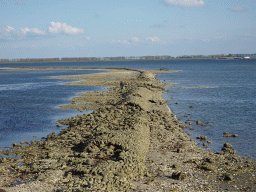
top-left (0, 0), bottom-right (256, 59)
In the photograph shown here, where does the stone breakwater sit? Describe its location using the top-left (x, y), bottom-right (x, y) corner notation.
top-left (0, 68), bottom-right (255, 191)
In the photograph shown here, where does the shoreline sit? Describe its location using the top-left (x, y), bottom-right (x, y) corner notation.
top-left (0, 68), bottom-right (255, 191)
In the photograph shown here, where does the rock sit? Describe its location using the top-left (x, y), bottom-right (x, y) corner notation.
top-left (57, 124), bottom-right (62, 127)
top-left (85, 159), bottom-right (95, 165)
top-left (20, 141), bottom-right (25, 144)
top-left (205, 157), bottom-right (214, 163)
top-left (224, 143), bottom-right (233, 148)
top-left (0, 158), bottom-right (7, 163)
top-left (202, 124), bottom-right (206, 126)
top-left (13, 143), bottom-right (19, 147)
top-left (196, 136), bottom-right (207, 140)
top-left (172, 164), bottom-right (180, 170)
top-left (203, 143), bottom-right (208, 146)
top-left (146, 178), bottom-right (156, 185)
top-left (222, 143), bottom-right (234, 152)
top-left (232, 134), bottom-right (239, 137)
top-left (33, 135), bottom-right (37, 138)
top-left (175, 102), bottom-right (179, 104)
top-left (196, 120), bottom-right (202, 125)
top-left (185, 120), bottom-right (191, 124)
top-left (171, 171), bottom-right (187, 180)
top-left (200, 163), bottom-right (216, 171)
top-left (223, 132), bottom-right (232, 137)
top-left (177, 148), bottom-right (184, 153)
top-left (80, 152), bottom-right (88, 158)
top-left (189, 105), bottom-right (194, 108)
top-left (223, 173), bottom-right (233, 181)
top-left (207, 141), bottom-right (213, 144)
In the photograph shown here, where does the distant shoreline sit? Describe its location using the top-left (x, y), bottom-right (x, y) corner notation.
top-left (1, 57), bottom-right (255, 64)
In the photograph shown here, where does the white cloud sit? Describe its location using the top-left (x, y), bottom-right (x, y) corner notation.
top-left (115, 40), bottom-right (130, 44)
top-left (227, 6), bottom-right (247, 12)
top-left (85, 36), bottom-right (91, 40)
top-left (1, 25), bottom-right (46, 41)
top-left (122, 40), bottom-right (130, 44)
top-left (49, 22), bottom-right (84, 35)
top-left (6, 26), bottom-right (14, 32)
top-left (20, 27), bottom-right (46, 35)
top-left (131, 37), bottom-right (140, 42)
top-left (146, 36), bottom-right (160, 42)
top-left (164, 0), bottom-right (205, 7)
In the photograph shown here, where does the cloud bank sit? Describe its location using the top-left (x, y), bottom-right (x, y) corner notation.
top-left (49, 22), bottom-right (84, 35)
top-left (164, 0), bottom-right (205, 7)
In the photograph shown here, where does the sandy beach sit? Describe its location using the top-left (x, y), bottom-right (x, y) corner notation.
top-left (0, 68), bottom-right (255, 191)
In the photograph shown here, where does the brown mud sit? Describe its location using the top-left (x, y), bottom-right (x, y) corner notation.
top-left (0, 68), bottom-right (255, 191)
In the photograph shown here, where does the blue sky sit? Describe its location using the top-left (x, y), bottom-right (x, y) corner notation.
top-left (0, 0), bottom-right (255, 59)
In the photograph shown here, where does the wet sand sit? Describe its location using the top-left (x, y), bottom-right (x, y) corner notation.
top-left (0, 68), bottom-right (255, 191)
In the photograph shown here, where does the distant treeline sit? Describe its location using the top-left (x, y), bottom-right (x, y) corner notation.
top-left (1, 54), bottom-right (255, 63)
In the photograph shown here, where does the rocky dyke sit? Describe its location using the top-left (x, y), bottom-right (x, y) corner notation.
top-left (0, 68), bottom-right (255, 191)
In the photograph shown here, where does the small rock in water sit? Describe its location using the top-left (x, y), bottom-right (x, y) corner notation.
top-left (196, 136), bottom-right (207, 140)
top-left (203, 143), bottom-right (208, 146)
top-left (56, 124), bottom-right (62, 127)
top-left (33, 135), bottom-right (37, 138)
top-left (223, 143), bottom-right (233, 148)
top-left (207, 141), bottom-right (213, 144)
top-left (223, 132), bottom-right (232, 137)
top-left (232, 134), bottom-right (239, 137)
top-left (196, 120), bottom-right (202, 125)
top-left (13, 143), bottom-right (19, 147)
top-left (189, 105), bottom-right (194, 108)
top-left (175, 102), bottom-right (179, 104)
top-left (222, 143), bottom-right (234, 153)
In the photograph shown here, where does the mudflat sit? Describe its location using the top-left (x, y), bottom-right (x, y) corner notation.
top-left (0, 68), bottom-right (255, 191)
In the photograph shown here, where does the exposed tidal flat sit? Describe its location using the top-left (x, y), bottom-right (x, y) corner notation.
top-left (0, 67), bottom-right (255, 191)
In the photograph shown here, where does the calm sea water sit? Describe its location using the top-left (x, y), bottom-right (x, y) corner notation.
top-left (0, 60), bottom-right (255, 159)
